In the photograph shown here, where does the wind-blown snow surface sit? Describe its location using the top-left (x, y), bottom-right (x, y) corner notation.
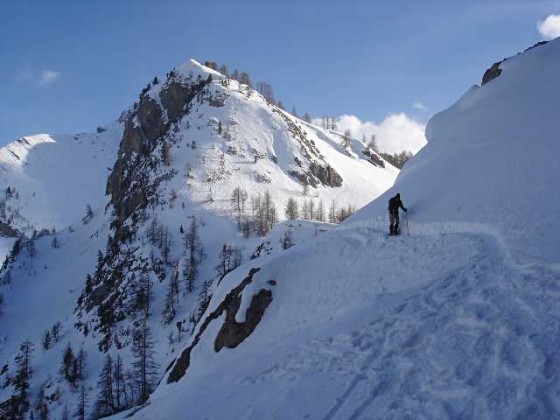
top-left (120, 40), bottom-right (560, 419)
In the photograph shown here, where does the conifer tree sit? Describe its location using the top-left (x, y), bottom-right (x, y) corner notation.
top-left (10, 340), bottom-right (34, 418)
top-left (133, 320), bottom-right (158, 404)
top-left (60, 343), bottom-right (75, 383)
top-left (368, 134), bottom-right (378, 152)
top-left (302, 199), bottom-right (310, 220)
top-left (135, 275), bottom-right (153, 318)
top-left (219, 64), bottom-right (229, 78)
top-left (239, 71), bottom-right (252, 88)
top-left (316, 200), bottom-right (325, 222)
top-left (95, 354), bottom-right (114, 417)
top-left (215, 244), bottom-right (242, 277)
top-left (76, 384), bottom-right (87, 420)
top-left (73, 345), bottom-right (87, 384)
top-left (35, 381), bottom-right (48, 420)
top-left (51, 320), bottom-right (62, 342)
top-left (343, 129), bottom-right (352, 148)
top-left (183, 216), bottom-right (205, 293)
top-left (231, 187), bottom-right (248, 226)
top-left (329, 200), bottom-right (337, 223)
top-left (113, 354), bottom-right (125, 410)
top-left (41, 330), bottom-right (51, 350)
top-left (162, 264), bottom-right (180, 324)
top-left (285, 197), bottom-right (299, 220)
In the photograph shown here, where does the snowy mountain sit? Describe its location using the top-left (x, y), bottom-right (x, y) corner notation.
top-left (0, 60), bottom-right (397, 418)
top-left (0, 125), bottom-right (123, 262)
top-left (111, 40), bottom-right (560, 419)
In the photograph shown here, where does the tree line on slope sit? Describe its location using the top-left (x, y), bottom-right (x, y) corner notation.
top-left (203, 60), bottom-right (313, 123)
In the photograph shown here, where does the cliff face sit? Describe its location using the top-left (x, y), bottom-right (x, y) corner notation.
top-left (107, 74), bottom-right (212, 227)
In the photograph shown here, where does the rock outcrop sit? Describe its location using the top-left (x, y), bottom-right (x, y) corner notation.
top-left (107, 75), bottom-right (211, 227)
top-left (167, 267), bottom-right (273, 383)
top-left (481, 61), bottom-right (503, 86)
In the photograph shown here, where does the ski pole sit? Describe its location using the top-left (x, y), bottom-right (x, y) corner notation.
top-left (405, 211), bottom-right (410, 235)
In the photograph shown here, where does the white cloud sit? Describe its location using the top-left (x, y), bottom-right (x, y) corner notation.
top-left (412, 101), bottom-right (428, 112)
top-left (537, 14), bottom-right (560, 40)
top-left (15, 69), bottom-right (61, 86)
top-left (39, 70), bottom-right (61, 85)
top-left (331, 113), bottom-right (427, 154)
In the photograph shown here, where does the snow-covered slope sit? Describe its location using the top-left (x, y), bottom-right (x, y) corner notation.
top-left (352, 39), bottom-right (560, 265)
top-left (120, 40), bottom-right (560, 419)
top-left (0, 125), bottom-right (122, 233)
top-left (0, 60), bottom-right (398, 419)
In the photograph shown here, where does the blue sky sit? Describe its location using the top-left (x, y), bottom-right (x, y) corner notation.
top-left (1, 0), bottom-right (558, 146)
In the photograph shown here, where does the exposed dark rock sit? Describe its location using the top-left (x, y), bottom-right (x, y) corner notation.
top-left (524, 40), bottom-right (548, 52)
top-left (167, 268), bottom-right (273, 383)
top-left (482, 61), bottom-right (503, 86)
top-left (251, 242), bottom-right (273, 260)
top-left (160, 81), bottom-right (192, 123)
top-left (208, 93), bottom-right (226, 107)
top-left (274, 109), bottom-right (324, 162)
top-left (309, 162), bottom-right (343, 187)
top-left (0, 222), bottom-right (18, 238)
top-left (214, 288), bottom-right (272, 351)
top-left (106, 154), bottom-right (149, 227)
top-left (482, 41), bottom-right (549, 86)
top-left (362, 149), bottom-right (386, 168)
top-left (288, 170), bottom-right (313, 187)
top-left (137, 95), bottom-right (166, 143)
top-left (107, 76), bottom-right (210, 228)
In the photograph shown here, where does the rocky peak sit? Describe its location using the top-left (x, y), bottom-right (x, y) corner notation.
top-left (107, 64), bottom-right (216, 226)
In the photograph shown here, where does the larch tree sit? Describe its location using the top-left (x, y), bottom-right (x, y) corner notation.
top-left (95, 354), bottom-right (114, 417)
top-left (285, 197), bottom-right (299, 220)
top-left (183, 216), bottom-right (205, 293)
top-left (10, 340), bottom-right (34, 418)
top-left (133, 319), bottom-right (158, 404)
top-left (219, 64), bottom-right (229, 77)
top-left (343, 129), bottom-right (352, 149)
top-left (239, 71), bottom-right (252, 88)
top-left (230, 187), bottom-right (248, 226)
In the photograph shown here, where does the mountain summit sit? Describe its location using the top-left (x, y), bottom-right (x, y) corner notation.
top-left (0, 59), bottom-right (397, 418)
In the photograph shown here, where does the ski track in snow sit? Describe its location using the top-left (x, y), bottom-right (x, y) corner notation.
top-left (232, 225), bottom-right (560, 420)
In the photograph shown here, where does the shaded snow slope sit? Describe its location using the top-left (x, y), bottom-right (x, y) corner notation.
top-left (123, 40), bottom-right (560, 419)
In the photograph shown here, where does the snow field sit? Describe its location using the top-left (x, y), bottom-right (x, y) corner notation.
top-left (124, 219), bottom-right (560, 419)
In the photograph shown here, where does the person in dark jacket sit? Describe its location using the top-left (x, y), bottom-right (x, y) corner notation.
top-left (388, 193), bottom-right (407, 235)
